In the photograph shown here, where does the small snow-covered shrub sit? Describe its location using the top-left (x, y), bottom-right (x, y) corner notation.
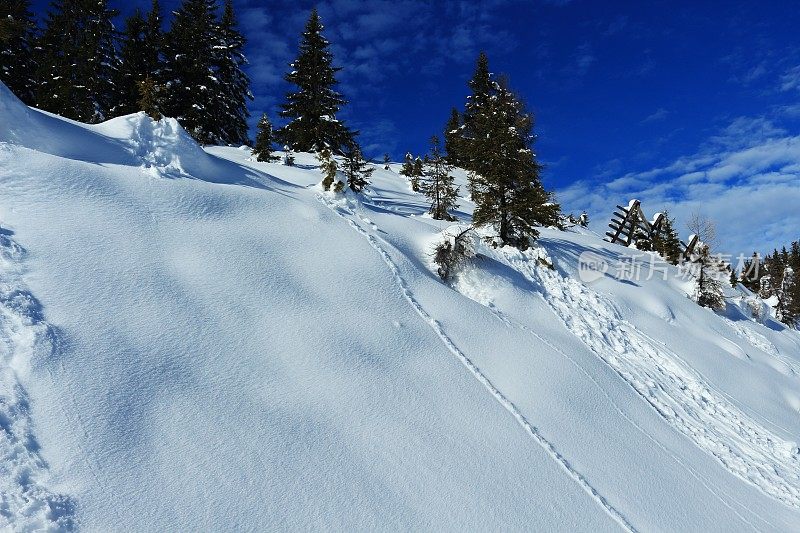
top-left (433, 226), bottom-right (476, 281)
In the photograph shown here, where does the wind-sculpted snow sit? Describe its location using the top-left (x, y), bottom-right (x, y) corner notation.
top-left (0, 232), bottom-right (76, 531)
top-left (317, 194), bottom-right (637, 532)
top-left (465, 240), bottom-right (800, 510)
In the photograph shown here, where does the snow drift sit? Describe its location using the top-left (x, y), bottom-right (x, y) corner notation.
top-left (2, 82), bottom-right (800, 531)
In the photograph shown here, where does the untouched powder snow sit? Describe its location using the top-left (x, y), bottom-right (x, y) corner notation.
top-left (2, 82), bottom-right (800, 531)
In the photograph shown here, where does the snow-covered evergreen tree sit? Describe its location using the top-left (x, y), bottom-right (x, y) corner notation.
top-left (162, 0), bottom-right (221, 143)
top-left (35, 0), bottom-right (120, 122)
top-left (341, 140), bottom-right (373, 193)
top-left (114, 0), bottom-right (163, 116)
top-left (318, 148), bottom-right (342, 191)
top-left (383, 153), bottom-right (391, 170)
top-left (399, 152), bottom-right (414, 177)
top-left (652, 211), bottom-right (682, 265)
top-left (210, 0), bottom-right (252, 145)
top-left (138, 75), bottom-right (162, 120)
top-left (278, 9), bottom-right (351, 153)
top-left (444, 108), bottom-right (464, 166)
top-left (694, 243), bottom-right (725, 310)
top-left (578, 212), bottom-right (589, 227)
top-left (252, 114), bottom-right (278, 162)
top-left (467, 69), bottom-right (560, 249)
top-left (421, 136), bottom-right (459, 221)
top-left (0, 0), bottom-right (37, 105)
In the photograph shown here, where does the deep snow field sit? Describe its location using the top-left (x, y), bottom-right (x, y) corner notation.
top-left (1, 81), bottom-right (800, 531)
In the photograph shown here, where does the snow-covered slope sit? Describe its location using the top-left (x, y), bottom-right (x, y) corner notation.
top-left (2, 82), bottom-right (800, 531)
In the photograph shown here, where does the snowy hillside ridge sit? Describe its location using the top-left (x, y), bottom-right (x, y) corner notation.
top-left (0, 231), bottom-right (76, 531)
top-left (2, 82), bottom-right (800, 530)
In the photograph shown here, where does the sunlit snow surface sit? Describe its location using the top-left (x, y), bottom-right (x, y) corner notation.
top-left (2, 82), bottom-right (800, 531)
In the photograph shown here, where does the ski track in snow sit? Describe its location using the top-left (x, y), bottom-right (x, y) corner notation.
top-left (498, 247), bottom-right (800, 511)
top-left (0, 232), bottom-right (76, 531)
top-left (457, 287), bottom-right (766, 531)
top-left (317, 194), bottom-right (637, 533)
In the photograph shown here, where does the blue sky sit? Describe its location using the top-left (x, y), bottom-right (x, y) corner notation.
top-left (29, 0), bottom-right (800, 257)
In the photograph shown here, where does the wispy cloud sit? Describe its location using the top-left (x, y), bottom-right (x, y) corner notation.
top-left (642, 108), bottom-right (669, 123)
top-left (558, 112), bottom-right (800, 258)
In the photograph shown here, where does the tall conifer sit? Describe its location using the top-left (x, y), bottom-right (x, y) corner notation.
top-left (115, 0), bottom-right (163, 116)
top-left (278, 9), bottom-right (351, 153)
top-left (36, 0), bottom-right (120, 122)
top-left (0, 0), bottom-right (37, 104)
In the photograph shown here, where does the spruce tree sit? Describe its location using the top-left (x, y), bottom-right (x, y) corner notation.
top-left (461, 51), bottom-right (493, 188)
top-left (468, 71), bottom-right (560, 248)
top-left (421, 136), bottom-right (459, 221)
top-left (162, 0), bottom-right (220, 143)
top-left (694, 244), bottom-right (725, 310)
top-left (399, 152), bottom-right (414, 177)
top-left (252, 114), bottom-right (278, 162)
top-left (383, 153), bottom-right (391, 170)
top-left (444, 108), bottom-right (464, 166)
top-left (114, 0), bottom-right (162, 116)
top-left (138, 76), bottom-right (162, 120)
top-left (411, 157), bottom-right (424, 191)
top-left (652, 211), bottom-right (682, 265)
top-left (341, 140), bottom-right (373, 193)
top-left (210, 0), bottom-right (252, 145)
top-left (0, 0), bottom-right (37, 105)
top-left (35, 0), bottom-right (120, 122)
top-left (578, 212), bottom-right (589, 227)
top-left (278, 9), bottom-right (351, 153)
top-left (318, 148), bottom-right (342, 191)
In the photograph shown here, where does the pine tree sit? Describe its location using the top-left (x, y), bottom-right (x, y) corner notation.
top-left (138, 76), bottom-right (162, 120)
top-left (788, 241), bottom-right (800, 327)
top-left (114, 0), bottom-right (162, 116)
top-left (578, 212), bottom-right (589, 227)
top-left (0, 0), bottom-right (37, 105)
top-left (252, 114), bottom-right (278, 162)
top-left (421, 136), bottom-right (459, 221)
top-left (694, 243), bottom-right (725, 310)
top-left (652, 211), bottom-right (682, 265)
top-left (318, 147), bottom-right (342, 191)
top-left (461, 51), bottom-right (493, 188)
top-left (740, 252), bottom-right (763, 292)
top-left (278, 9), bottom-right (352, 153)
top-left (35, 0), bottom-right (120, 122)
top-left (467, 69), bottom-right (560, 249)
top-left (444, 108), bottom-right (464, 166)
top-left (210, 0), bottom-right (251, 145)
top-left (383, 153), bottom-right (391, 170)
top-left (341, 140), bottom-right (373, 193)
top-left (162, 0), bottom-right (221, 143)
top-left (411, 157), bottom-right (424, 191)
top-left (399, 152), bottom-right (414, 177)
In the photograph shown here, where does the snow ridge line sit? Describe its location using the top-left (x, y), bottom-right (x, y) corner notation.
top-left (0, 232), bottom-right (77, 531)
top-left (505, 247), bottom-right (800, 510)
top-left (316, 194), bottom-right (637, 533)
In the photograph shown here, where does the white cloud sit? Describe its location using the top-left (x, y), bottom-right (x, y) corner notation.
top-left (558, 115), bottom-right (800, 258)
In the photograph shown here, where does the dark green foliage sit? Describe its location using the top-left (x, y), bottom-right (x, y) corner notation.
top-left (35, 0), bottom-right (120, 122)
top-left (210, 0), bottom-right (251, 145)
top-left (278, 9), bottom-right (351, 153)
top-left (410, 157), bottom-right (424, 192)
top-left (694, 244), bottom-right (725, 310)
top-left (318, 147), bottom-right (341, 191)
top-left (383, 153), bottom-right (390, 170)
top-left (434, 227), bottom-right (475, 281)
top-left (341, 140), bottom-right (373, 192)
top-left (399, 152), bottom-right (414, 177)
top-left (443, 107), bottom-right (464, 166)
top-left (421, 136), bottom-right (459, 221)
top-left (114, 0), bottom-right (162, 116)
top-left (0, 0), bottom-right (37, 104)
top-left (652, 211), bottom-right (682, 265)
top-left (464, 62), bottom-right (560, 249)
top-left (162, 0), bottom-right (220, 143)
top-left (252, 114), bottom-right (278, 162)
top-left (740, 252), bottom-right (763, 292)
top-left (138, 75), bottom-right (162, 120)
